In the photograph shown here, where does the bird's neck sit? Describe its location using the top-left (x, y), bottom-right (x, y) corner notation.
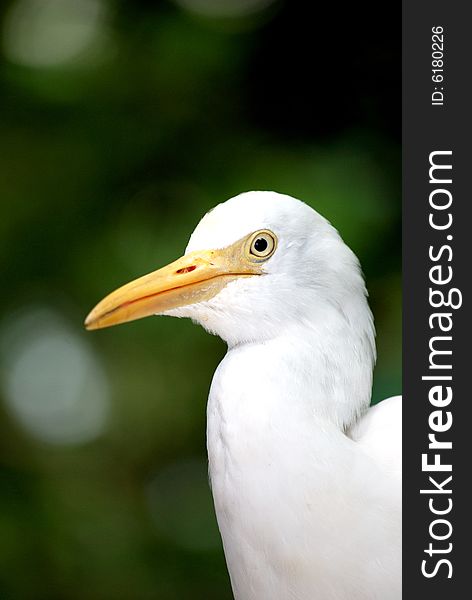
top-left (221, 299), bottom-right (375, 431)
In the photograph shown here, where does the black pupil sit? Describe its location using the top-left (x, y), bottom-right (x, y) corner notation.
top-left (254, 237), bottom-right (268, 253)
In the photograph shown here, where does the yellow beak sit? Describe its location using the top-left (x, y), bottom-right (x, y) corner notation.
top-left (84, 241), bottom-right (261, 331)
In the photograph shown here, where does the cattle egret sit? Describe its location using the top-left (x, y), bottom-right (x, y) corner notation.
top-left (85, 191), bottom-right (401, 600)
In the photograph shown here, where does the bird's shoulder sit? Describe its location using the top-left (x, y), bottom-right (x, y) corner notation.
top-left (348, 395), bottom-right (402, 480)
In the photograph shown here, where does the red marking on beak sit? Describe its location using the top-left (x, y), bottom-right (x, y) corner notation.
top-left (176, 265), bottom-right (197, 274)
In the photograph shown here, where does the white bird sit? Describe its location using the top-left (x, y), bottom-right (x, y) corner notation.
top-left (86, 191), bottom-right (402, 600)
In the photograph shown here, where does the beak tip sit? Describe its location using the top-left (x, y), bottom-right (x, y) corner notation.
top-left (84, 311), bottom-right (97, 331)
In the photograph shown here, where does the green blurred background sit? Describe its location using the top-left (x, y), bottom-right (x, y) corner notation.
top-left (0, 1), bottom-right (400, 598)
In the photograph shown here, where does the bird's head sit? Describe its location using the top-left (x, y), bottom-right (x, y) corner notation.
top-left (85, 191), bottom-right (371, 347)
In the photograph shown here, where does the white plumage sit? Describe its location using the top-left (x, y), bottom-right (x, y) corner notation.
top-left (86, 191), bottom-right (402, 600)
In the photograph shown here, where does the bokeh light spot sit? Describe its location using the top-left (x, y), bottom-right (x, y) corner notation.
top-left (2, 0), bottom-right (110, 68)
top-left (0, 307), bottom-right (110, 445)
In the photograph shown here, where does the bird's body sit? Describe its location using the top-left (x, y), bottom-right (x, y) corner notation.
top-left (208, 342), bottom-right (401, 600)
top-left (86, 191), bottom-right (402, 599)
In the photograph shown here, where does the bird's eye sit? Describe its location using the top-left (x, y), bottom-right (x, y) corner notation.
top-left (248, 230), bottom-right (277, 260)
